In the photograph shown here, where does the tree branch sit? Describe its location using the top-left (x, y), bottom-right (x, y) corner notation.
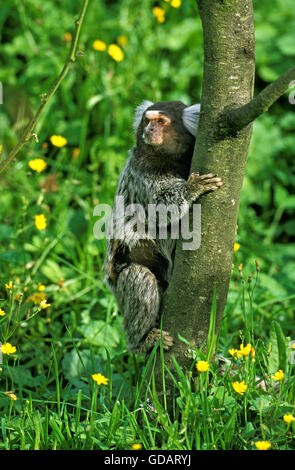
top-left (220, 65), bottom-right (295, 136)
top-left (0, 0), bottom-right (89, 175)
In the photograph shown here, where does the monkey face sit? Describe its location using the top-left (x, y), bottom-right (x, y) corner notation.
top-left (142, 110), bottom-right (172, 146)
top-left (134, 101), bottom-right (200, 158)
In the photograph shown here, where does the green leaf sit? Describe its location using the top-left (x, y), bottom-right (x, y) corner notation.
top-left (62, 348), bottom-right (104, 381)
top-left (80, 320), bottom-right (120, 348)
top-left (268, 321), bottom-right (288, 374)
top-left (0, 224), bottom-right (13, 241)
top-left (0, 249), bottom-right (30, 264)
top-left (40, 259), bottom-right (65, 283)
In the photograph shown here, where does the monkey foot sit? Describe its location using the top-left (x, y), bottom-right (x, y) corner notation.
top-left (147, 328), bottom-right (174, 350)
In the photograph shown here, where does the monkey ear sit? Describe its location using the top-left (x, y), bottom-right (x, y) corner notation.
top-left (133, 100), bottom-right (154, 133)
top-left (182, 104), bottom-right (201, 137)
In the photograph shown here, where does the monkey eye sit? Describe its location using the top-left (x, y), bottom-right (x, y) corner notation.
top-left (158, 118), bottom-right (166, 124)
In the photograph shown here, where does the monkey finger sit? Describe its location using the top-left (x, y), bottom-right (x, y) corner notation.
top-left (197, 173), bottom-right (216, 180)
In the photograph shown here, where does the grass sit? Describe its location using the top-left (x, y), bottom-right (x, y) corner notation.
top-left (0, 0), bottom-right (295, 451)
top-left (0, 266), bottom-right (294, 450)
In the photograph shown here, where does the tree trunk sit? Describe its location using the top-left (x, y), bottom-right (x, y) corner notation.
top-left (155, 0), bottom-right (256, 400)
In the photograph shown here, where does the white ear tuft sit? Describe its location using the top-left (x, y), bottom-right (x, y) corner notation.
top-left (133, 100), bottom-right (154, 134)
top-left (182, 104), bottom-right (201, 137)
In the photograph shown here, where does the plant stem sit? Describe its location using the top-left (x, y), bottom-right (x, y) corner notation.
top-left (0, 0), bottom-right (89, 175)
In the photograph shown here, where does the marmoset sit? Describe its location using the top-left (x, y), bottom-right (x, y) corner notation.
top-left (104, 100), bottom-right (223, 353)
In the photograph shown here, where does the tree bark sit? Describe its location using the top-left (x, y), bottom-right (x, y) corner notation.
top-left (155, 0), bottom-right (256, 401)
top-left (153, 0), bottom-right (295, 406)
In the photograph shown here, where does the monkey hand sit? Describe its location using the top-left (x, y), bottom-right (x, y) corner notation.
top-left (186, 172), bottom-right (223, 200)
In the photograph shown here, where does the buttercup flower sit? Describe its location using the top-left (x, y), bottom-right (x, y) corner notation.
top-left (35, 214), bottom-right (47, 231)
top-left (234, 242), bottom-right (240, 252)
top-left (39, 299), bottom-right (51, 309)
top-left (0, 308), bottom-right (6, 316)
top-left (5, 391), bottom-right (17, 401)
top-left (28, 158), bottom-right (47, 173)
top-left (0, 144), bottom-right (3, 153)
top-left (255, 441), bottom-right (271, 450)
top-left (117, 35), bottom-right (128, 47)
top-left (271, 370), bottom-right (284, 381)
top-left (229, 344), bottom-right (252, 359)
top-left (28, 292), bottom-right (46, 305)
top-left (91, 373), bottom-right (109, 385)
top-left (5, 281), bottom-right (13, 290)
top-left (239, 343), bottom-right (252, 356)
top-left (232, 380), bottom-right (248, 395)
top-left (171, 0), bottom-right (182, 7)
top-left (153, 7), bottom-right (165, 23)
top-left (283, 414), bottom-right (295, 424)
top-left (132, 443), bottom-right (142, 450)
top-left (1, 342), bottom-right (17, 355)
top-left (50, 135), bottom-right (67, 148)
top-left (196, 360), bottom-right (209, 372)
top-left (93, 39), bottom-right (107, 51)
top-left (229, 348), bottom-right (239, 358)
top-left (38, 283), bottom-right (46, 292)
top-left (108, 44), bottom-right (124, 62)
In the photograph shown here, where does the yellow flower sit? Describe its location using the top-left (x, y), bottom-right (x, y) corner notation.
top-left (271, 370), bottom-right (284, 381)
top-left (292, 342), bottom-right (295, 349)
top-left (1, 342), bottom-right (17, 355)
top-left (132, 443), bottom-right (142, 450)
top-left (171, 0), bottom-right (182, 7)
top-left (229, 348), bottom-right (238, 358)
top-left (38, 283), bottom-right (46, 292)
top-left (239, 343), bottom-right (252, 356)
top-left (196, 360), bottom-right (209, 372)
top-left (232, 380), bottom-right (248, 395)
top-left (255, 441), bottom-right (271, 451)
top-left (91, 373), bottom-right (109, 385)
top-left (50, 135), bottom-right (67, 148)
top-left (107, 44), bottom-right (124, 62)
top-left (283, 414), bottom-right (295, 424)
top-left (93, 39), bottom-right (107, 51)
top-left (28, 158), bottom-right (47, 173)
top-left (0, 308), bottom-right (6, 316)
top-left (63, 32), bottom-right (72, 42)
top-left (234, 242), bottom-right (240, 252)
top-left (228, 348), bottom-right (243, 359)
top-left (35, 214), bottom-right (47, 231)
top-left (28, 292), bottom-right (46, 305)
top-left (153, 7), bottom-right (165, 23)
top-left (39, 299), bottom-right (51, 309)
top-left (229, 344), bottom-right (252, 359)
top-left (0, 144), bottom-right (3, 153)
top-left (117, 35), bottom-right (128, 47)
top-left (4, 391), bottom-right (17, 401)
top-left (5, 281), bottom-right (13, 290)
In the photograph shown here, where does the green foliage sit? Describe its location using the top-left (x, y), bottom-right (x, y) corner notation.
top-left (0, 0), bottom-right (294, 450)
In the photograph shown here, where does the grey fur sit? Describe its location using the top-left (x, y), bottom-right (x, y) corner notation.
top-left (132, 100), bottom-right (154, 135)
top-left (104, 101), bottom-right (222, 354)
top-left (182, 104), bottom-right (201, 137)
